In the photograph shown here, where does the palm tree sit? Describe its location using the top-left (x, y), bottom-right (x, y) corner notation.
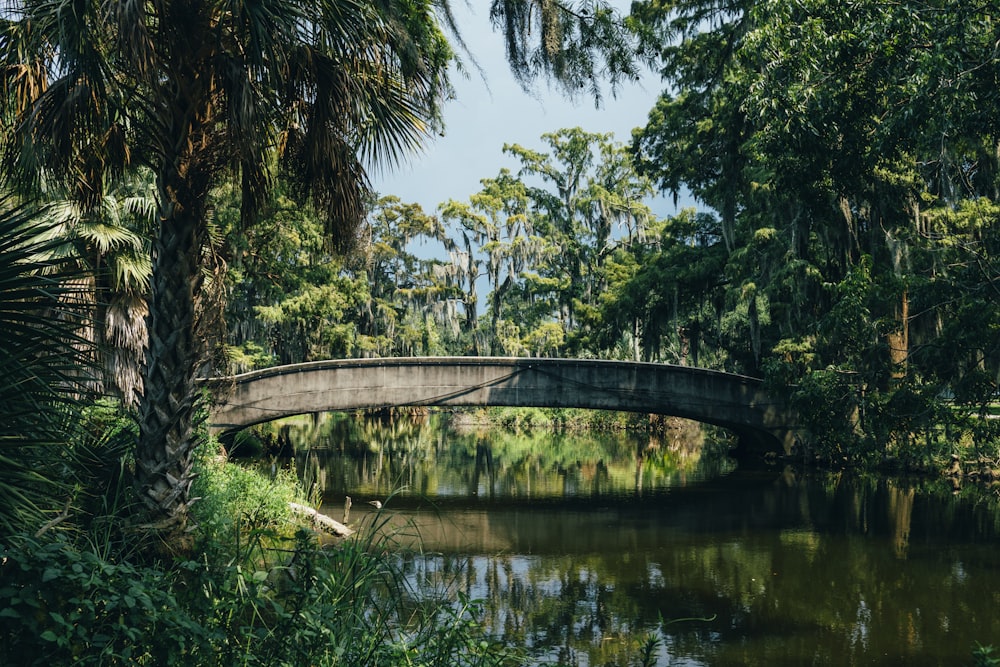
top-left (0, 196), bottom-right (91, 538)
top-left (1, 0), bottom-right (453, 541)
top-left (42, 175), bottom-right (155, 407)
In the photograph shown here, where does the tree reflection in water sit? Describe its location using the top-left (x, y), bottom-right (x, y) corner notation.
top-left (274, 412), bottom-right (1000, 666)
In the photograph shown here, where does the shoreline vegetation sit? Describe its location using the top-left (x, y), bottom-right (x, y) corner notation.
top-left (0, 418), bottom-right (523, 666)
top-left (243, 404), bottom-right (1000, 488)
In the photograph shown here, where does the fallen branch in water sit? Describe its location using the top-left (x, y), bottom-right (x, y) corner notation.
top-left (289, 502), bottom-right (354, 537)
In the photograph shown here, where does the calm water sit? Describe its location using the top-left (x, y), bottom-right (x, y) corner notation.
top-left (281, 413), bottom-right (1000, 666)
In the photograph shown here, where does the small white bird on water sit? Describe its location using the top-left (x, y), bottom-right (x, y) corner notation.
top-left (368, 500), bottom-right (383, 509)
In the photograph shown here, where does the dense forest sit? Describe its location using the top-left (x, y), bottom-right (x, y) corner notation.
top-left (220, 1), bottom-right (1000, 468)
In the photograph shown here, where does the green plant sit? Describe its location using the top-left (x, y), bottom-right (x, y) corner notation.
top-left (0, 198), bottom-right (93, 540)
top-left (0, 537), bottom-right (214, 665)
top-left (73, 400), bottom-right (143, 560)
top-left (973, 644), bottom-right (1000, 667)
top-left (633, 634), bottom-right (662, 667)
top-left (1, 456), bottom-right (520, 666)
top-left (189, 443), bottom-right (302, 562)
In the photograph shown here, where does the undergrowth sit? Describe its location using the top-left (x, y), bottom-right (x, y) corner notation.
top-left (0, 436), bottom-right (521, 666)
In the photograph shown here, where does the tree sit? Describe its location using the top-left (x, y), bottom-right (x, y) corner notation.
top-left (629, 0), bottom-right (1000, 454)
top-left (505, 128), bottom-right (656, 348)
top-left (43, 175), bottom-right (156, 407)
top-left (358, 196), bottom-right (458, 356)
top-left (217, 181), bottom-right (372, 367)
top-left (1, 0), bottom-right (453, 539)
top-left (594, 209), bottom-right (725, 364)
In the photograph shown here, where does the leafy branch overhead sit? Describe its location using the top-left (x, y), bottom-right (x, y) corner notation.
top-left (489, 0), bottom-right (650, 102)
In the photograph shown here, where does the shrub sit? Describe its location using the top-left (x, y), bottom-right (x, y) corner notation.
top-left (1, 500), bottom-right (519, 667)
top-left (0, 538), bottom-right (214, 665)
top-left (973, 644), bottom-right (1000, 667)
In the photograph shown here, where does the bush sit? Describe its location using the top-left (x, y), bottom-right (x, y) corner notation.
top-left (189, 447), bottom-right (302, 561)
top-left (0, 538), bottom-right (214, 665)
top-left (0, 527), bottom-right (520, 666)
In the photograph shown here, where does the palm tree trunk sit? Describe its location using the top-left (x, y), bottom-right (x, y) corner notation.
top-left (135, 174), bottom-right (207, 538)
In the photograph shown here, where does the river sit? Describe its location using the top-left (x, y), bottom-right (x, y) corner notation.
top-left (278, 411), bottom-right (1000, 666)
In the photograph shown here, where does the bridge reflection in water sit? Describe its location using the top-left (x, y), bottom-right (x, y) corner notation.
top-left (278, 414), bottom-right (1000, 667)
top-left (209, 357), bottom-right (801, 455)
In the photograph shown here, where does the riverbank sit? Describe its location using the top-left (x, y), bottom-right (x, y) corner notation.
top-left (0, 435), bottom-right (520, 666)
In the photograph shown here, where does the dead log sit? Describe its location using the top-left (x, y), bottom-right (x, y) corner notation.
top-left (289, 502), bottom-right (354, 537)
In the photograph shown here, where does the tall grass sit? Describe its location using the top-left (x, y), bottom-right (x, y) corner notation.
top-left (0, 436), bottom-right (521, 666)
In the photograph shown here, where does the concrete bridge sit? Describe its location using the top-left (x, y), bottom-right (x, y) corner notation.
top-left (210, 357), bottom-right (797, 454)
top-left (207, 357), bottom-right (801, 455)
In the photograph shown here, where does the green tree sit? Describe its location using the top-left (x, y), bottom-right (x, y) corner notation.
top-left (442, 169), bottom-right (547, 342)
top-left (594, 209), bottom-right (725, 364)
top-left (44, 176), bottom-right (156, 407)
top-left (505, 128), bottom-right (656, 350)
top-left (218, 182), bottom-right (372, 367)
top-left (358, 196), bottom-right (458, 356)
top-left (630, 0), bottom-right (1000, 454)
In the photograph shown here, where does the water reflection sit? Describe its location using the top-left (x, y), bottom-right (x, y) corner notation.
top-left (289, 411), bottom-right (728, 504)
top-left (279, 413), bottom-right (1000, 666)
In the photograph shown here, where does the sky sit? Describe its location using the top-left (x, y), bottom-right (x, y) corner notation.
top-left (371, 2), bottom-right (690, 220)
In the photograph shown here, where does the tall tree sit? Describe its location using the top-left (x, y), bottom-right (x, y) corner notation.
top-left (630, 0), bottom-right (1000, 452)
top-left (1, 0), bottom-right (452, 539)
top-left (43, 176), bottom-right (155, 407)
top-left (505, 128), bottom-right (656, 345)
top-left (358, 196), bottom-right (458, 356)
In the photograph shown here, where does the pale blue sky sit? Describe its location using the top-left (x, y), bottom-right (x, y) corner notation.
top-left (372, 2), bottom-right (691, 219)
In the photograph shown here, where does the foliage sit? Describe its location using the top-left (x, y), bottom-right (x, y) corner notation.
top-left (0, 455), bottom-right (521, 666)
top-left (433, 128), bottom-right (658, 356)
top-left (219, 187), bottom-right (470, 367)
top-left (0, 537), bottom-right (213, 665)
top-left (622, 0), bottom-right (1000, 461)
top-left (0, 197), bottom-right (93, 539)
top-left (71, 400), bottom-right (144, 558)
top-left (973, 644), bottom-right (1000, 667)
top-left (39, 175), bottom-right (156, 407)
top-left (0, 530), bottom-right (519, 667)
top-left (1, 0), bottom-right (456, 535)
top-left (488, 0), bottom-right (648, 102)
top-left (189, 444), bottom-right (304, 561)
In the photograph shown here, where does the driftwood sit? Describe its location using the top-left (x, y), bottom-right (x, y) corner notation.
top-left (289, 502), bottom-right (354, 537)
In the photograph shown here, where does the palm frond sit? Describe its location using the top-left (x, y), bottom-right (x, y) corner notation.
top-left (0, 196), bottom-right (96, 538)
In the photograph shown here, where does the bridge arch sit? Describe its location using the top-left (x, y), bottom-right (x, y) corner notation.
top-left (207, 357), bottom-right (801, 455)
